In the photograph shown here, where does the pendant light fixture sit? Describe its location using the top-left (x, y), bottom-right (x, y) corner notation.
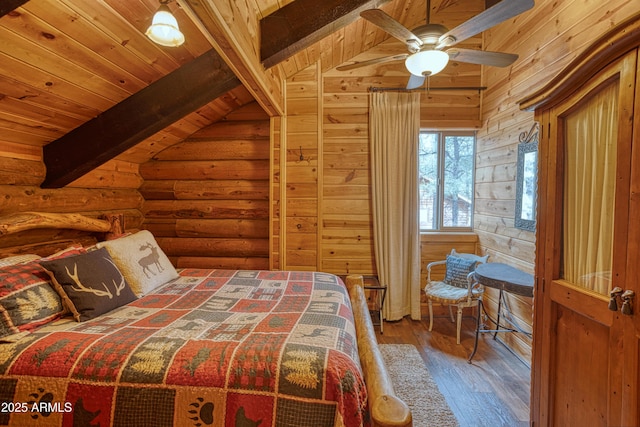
top-left (146, 0), bottom-right (185, 47)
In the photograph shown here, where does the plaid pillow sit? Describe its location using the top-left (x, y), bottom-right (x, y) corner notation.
top-left (0, 261), bottom-right (66, 338)
top-left (0, 254), bottom-right (41, 267)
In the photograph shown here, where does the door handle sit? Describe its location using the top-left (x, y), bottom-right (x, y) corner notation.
top-left (609, 287), bottom-right (623, 311)
top-left (609, 288), bottom-right (634, 315)
top-left (621, 290), bottom-right (635, 315)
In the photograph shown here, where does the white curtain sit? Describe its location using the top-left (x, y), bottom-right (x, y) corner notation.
top-left (563, 82), bottom-right (618, 295)
top-left (369, 91), bottom-right (421, 321)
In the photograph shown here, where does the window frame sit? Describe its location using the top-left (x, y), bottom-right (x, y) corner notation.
top-left (419, 130), bottom-right (476, 232)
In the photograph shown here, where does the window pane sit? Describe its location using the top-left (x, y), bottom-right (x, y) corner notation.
top-left (419, 133), bottom-right (438, 230)
top-left (442, 135), bottom-right (474, 227)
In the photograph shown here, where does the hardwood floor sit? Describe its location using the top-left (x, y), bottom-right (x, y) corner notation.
top-left (376, 315), bottom-right (531, 427)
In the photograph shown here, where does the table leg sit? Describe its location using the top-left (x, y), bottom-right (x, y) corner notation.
top-left (379, 290), bottom-right (384, 334)
top-left (468, 299), bottom-right (483, 363)
top-left (493, 289), bottom-right (504, 340)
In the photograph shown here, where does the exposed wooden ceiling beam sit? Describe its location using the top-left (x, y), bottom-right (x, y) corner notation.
top-left (0, 0), bottom-right (28, 17)
top-left (260, 0), bottom-right (391, 69)
top-left (41, 49), bottom-right (240, 189)
top-left (182, 0), bottom-right (285, 117)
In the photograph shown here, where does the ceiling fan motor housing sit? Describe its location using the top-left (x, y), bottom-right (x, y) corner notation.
top-left (407, 23), bottom-right (448, 52)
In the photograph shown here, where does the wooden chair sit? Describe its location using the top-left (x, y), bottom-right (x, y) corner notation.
top-left (424, 249), bottom-right (489, 344)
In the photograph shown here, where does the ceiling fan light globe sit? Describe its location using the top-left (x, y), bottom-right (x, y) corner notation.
top-left (405, 50), bottom-right (449, 77)
top-left (146, 5), bottom-right (185, 47)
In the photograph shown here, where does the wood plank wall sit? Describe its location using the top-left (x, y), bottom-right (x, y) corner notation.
top-left (476, 0), bottom-right (639, 364)
top-left (281, 56), bottom-right (485, 309)
top-left (278, 0), bottom-right (639, 364)
top-left (282, 64), bottom-right (320, 270)
top-left (322, 69), bottom-right (375, 274)
top-left (139, 102), bottom-right (271, 269)
top-left (270, 115), bottom-right (282, 270)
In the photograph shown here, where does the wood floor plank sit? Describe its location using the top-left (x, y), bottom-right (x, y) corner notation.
top-left (376, 316), bottom-right (530, 426)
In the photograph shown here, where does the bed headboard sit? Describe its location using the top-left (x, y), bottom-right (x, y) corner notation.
top-left (0, 212), bottom-right (125, 257)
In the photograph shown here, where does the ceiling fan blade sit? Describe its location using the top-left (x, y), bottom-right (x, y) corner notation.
top-left (406, 74), bottom-right (425, 90)
top-left (360, 9), bottom-right (422, 47)
top-left (446, 48), bottom-right (518, 67)
top-left (437, 0), bottom-right (534, 48)
top-left (336, 53), bottom-right (408, 71)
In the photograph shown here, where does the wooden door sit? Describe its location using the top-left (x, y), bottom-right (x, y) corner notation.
top-left (533, 51), bottom-right (638, 426)
top-left (623, 49), bottom-right (640, 427)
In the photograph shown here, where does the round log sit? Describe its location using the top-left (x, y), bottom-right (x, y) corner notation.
top-left (346, 274), bottom-right (412, 427)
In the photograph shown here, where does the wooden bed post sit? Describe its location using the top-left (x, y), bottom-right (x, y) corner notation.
top-left (100, 213), bottom-right (125, 239)
top-left (346, 275), bottom-right (412, 427)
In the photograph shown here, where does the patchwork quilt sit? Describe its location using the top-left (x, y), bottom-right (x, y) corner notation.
top-left (0, 269), bottom-right (368, 427)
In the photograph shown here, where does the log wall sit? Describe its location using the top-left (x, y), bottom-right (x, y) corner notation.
top-left (0, 140), bottom-right (144, 254)
top-left (139, 102), bottom-right (271, 270)
top-left (475, 0), bottom-right (639, 364)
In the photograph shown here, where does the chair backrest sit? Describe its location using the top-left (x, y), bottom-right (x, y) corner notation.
top-left (450, 249), bottom-right (489, 265)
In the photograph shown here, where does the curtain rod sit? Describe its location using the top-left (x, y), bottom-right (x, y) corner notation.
top-left (368, 86), bottom-right (487, 92)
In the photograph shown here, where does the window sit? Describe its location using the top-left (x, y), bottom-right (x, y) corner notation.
top-left (419, 131), bottom-right (475, 231)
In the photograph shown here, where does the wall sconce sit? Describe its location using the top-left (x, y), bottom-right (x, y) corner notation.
top-left (146, 0), bottom-right (185, 47)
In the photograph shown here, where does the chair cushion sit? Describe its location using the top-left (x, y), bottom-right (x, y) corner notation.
top-left (444, 255), bottom-right (477, 288)
top-left (424, 281), bottom-right (483, 304)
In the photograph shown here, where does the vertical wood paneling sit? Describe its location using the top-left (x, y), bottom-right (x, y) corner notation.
top-left (270, 115), bottom-right (282, 270)
top-left (283, 63), bottom-right (320, 270)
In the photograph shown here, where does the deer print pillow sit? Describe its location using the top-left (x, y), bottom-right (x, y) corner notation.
top-left (39, 247), bottom-right (137, 322)
top-left (96, 230), bottom-right (179, 297)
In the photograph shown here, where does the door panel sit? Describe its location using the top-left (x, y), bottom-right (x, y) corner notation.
top-left (621, 46), bottom-right (640, 426)
top-left (535, 51), bottom-right (637, 426)
top-left (553, 305), bottom-right (609, 426)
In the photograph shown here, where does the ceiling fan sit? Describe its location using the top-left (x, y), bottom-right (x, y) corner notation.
top-left (337, 0), bottom-right (534, 89)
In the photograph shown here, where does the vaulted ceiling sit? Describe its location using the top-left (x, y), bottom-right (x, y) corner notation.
top-left (0, 0), bottom-right (489, 187)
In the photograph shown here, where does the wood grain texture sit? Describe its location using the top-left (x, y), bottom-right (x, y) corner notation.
top-left (0, 212), bottom-right (111, 235)
top-left (378, 316), bottom-right (530, 426)
top-left (345, 275), bottom-right (412, 427)
top-left (41, 49), bottom-right (241, 188)
top-left (475, 0), bottom-right (639, 366)
top-left (260, 0), bottom-right (392, 68)
top-left (140, 110), bottom-right (271, 269)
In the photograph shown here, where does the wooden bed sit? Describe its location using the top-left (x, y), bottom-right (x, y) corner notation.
top-left (0, 212), bottom-right (411, 427)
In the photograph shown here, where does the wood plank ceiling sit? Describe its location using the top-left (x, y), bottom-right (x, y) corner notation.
top-left (0, 0), bottom-right (487, 186)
